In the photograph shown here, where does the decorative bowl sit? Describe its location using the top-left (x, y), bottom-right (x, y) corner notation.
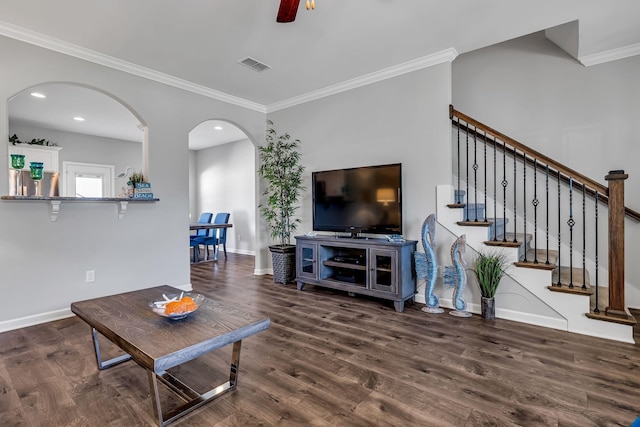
top-left (149, 292), bottom-right (205, 320)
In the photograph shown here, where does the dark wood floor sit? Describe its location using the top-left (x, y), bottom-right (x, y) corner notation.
top-left (1, 253), bottom-right (639, 426)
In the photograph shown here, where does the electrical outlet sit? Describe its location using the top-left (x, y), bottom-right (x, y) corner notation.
top-left (86, 270), bottom-right (95, 283)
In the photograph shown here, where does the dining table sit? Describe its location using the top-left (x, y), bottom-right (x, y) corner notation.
top-left (189, 222), bottom-right (233, 262)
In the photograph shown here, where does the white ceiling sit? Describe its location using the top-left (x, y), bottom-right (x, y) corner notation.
top-left (3, 0), bottom-right (640, 148)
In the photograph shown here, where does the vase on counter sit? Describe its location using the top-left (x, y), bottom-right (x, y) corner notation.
top-left (29, 162), bottom-right (44, 196)
top-left (10, 154), bottom-right (25, 196)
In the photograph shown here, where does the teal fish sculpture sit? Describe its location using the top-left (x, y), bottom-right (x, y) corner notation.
top-left (419, 214), bottom-right (444, 314)
top-left (449, 234), bottom-right (472, 317)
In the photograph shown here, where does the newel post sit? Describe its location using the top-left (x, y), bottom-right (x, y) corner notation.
top-left (605, 170), bottom-right (628, 317)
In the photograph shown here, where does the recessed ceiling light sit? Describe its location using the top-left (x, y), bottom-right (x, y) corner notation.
top-left (214, 126), bottom-right (223, 131)
top-left (30, 92), bottom-right (46, 98)
top-left (73, 116), bottom-right (85, 122)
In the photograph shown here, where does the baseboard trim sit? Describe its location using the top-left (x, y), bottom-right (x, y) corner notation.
top-left (0, 283), bottom-right (194, 333)
top-left (227, 248), bottom-right (256, 256)
top-left (0, 308), bottom-right (75, 333)
top-left (415, 296), bottom-right (567, 330)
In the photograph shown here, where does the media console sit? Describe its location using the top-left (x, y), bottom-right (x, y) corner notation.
top-left (295, 235), bottom-right (417, 312)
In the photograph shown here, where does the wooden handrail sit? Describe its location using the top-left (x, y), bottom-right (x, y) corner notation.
top-left (450, 105), bottom-right (640, 221)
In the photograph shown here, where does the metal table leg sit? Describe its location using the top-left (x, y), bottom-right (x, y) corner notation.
top-left (92, 328), bottom-right (132, 370)
top-left (148, 340), bottom-right (243, 426)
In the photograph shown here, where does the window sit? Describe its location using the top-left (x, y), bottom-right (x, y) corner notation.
top-left (62, 162), bottom-right (114, 198)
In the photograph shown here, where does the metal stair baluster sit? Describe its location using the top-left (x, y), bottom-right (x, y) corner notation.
top-left (484, 131), bottom-right (488, 222)
top-left (568, 177), bottom-right (574, 289)
top-left (523, 152), bottom-right (527, 260)
top-left (493, 137), bottom-right (497, 241)
top-left (533, 158), bottom-right (539, 264)
top-left (465, 127), bottom-right (470, 221)
top-left (456, 117), bottom-right (461, 203)
top-left (582, 185), bottom-right (587, 291)
top-left (546, 165), bottom-right (550, 264)
top-left (557, 170), bottom-right (562, 287)
top-left (513, 149), bottom-right (518, 243)
top-left (473, 127), bottom-right (478, 222)
top-left (594, 192), bottom-right (600, 313)
top-left (502, 141), bottom-right (507, 242)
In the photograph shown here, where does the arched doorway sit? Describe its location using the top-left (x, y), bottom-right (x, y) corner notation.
top-left (189, 119), bottom-right (257, 257)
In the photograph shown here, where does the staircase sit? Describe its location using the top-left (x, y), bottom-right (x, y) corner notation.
top-left (427, 106), bottom-right (638, 344)
top-left (436, 185), bottom-right (634, 343)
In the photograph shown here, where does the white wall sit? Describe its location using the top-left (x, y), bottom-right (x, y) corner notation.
top-left (0, 35), bottom-right (265, 328)
top-left (452, 31), bottom-right (640, 305)
top-left (194, 139), bottom-right (256, 255)
top-left (267, 63), bottom-right (453, 245)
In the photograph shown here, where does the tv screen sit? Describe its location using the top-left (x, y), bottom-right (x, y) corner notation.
top-left (312, 163), bottom-right (402, 236)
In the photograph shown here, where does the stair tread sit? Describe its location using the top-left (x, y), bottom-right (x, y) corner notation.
top-left (522, 248), bottom-right (559, 264)
top-left (485, 232), bottom-right (532, 248)
top-left (552, 266), bottom-right (591, 288)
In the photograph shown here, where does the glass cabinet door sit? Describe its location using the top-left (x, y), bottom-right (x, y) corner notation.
top-left (369, 249), bottom-right (397, 293)
top-left (297, 243), bottom-right (317, 280)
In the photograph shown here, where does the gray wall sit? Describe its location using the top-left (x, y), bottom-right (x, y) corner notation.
top-left (0, 35), bottom-right (265, 328)
top-left (452, 31), bottom-right (640, 304)
top-left (193, 139), bottom-right (256, 255)
top-left (267, 63), bottom-right (453, 245)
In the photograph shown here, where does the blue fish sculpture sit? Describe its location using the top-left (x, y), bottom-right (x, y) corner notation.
top-left (450, 234), bottom-right (472, 317)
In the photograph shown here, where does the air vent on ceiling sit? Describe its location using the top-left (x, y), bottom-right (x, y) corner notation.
top-left (239, 57), bottom-right (271, 72)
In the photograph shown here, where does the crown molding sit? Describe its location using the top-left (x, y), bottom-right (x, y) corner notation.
top-left (579, 43), bottom-right (640, 67)
top-left (0, 21), bottom-right (266, 113)
top-left (267, 48), bottom-right (459, 112)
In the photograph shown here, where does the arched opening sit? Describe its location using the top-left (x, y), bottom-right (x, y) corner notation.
top-left (189, 119), bottom-right (257, 259)
top-left (8, 82), bottom-right (146, 197)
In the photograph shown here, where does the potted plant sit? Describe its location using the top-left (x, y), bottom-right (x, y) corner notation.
top-left (471, 250), bottom-right (510, 320)
top-left (127, 171), bottom-right (146, 197)
top-left (258, 120), bottom-right (305, 284)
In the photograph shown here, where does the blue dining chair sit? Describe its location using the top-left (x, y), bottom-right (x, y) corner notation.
top-left (199, 212), bottom-right (230, 261)
top-left (190, 212), bottom-right (213, 263)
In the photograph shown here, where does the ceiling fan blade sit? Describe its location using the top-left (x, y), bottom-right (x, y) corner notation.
top-left (277, 0), bottom-right (300, 23)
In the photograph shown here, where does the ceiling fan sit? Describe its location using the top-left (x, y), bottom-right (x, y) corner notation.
top-left (277, 0), bottom-right (315, 23)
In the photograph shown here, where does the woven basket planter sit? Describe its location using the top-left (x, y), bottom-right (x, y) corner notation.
top-left (269, 245), bottom-right (296, 284)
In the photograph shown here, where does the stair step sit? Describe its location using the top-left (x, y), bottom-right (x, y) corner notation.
top-left (484, 232), bottom-right (531, 249)
top-left (586, 290), bottom-right (637, 325)
top-left (514, 249), bottom-right (558, 270)
top-left (586, 309), bottom-right (637, 326)
top-left (464, 203), bottom-right (485, 221)
top-left (547, 266), bottom-right (592, 295)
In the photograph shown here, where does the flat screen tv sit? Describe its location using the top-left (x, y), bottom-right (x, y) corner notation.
top-left (312, 163), bottom-right (402, 237)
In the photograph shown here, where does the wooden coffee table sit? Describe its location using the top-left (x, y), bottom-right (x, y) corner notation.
top-left (71, 285), bottom-right (270, 426)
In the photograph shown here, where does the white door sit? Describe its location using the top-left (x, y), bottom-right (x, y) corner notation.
top-left (63, 161), bottom-right (115, 197)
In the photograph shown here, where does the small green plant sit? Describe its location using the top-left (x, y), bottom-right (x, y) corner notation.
top-left (472, 250), bottom-right (510, 298)
top-left (8, 133), bottom-right (57, 146)
top-left (128, 172), bottom-right (146, 184)
top-left (258, 120), bottom-right (305, 247)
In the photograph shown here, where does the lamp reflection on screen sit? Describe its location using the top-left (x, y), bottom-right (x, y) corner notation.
top-left (376, 188), bottom-right (396, 206)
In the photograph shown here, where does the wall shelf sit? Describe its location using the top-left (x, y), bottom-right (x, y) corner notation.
top-left (1, 196), bottom-right (159, 221)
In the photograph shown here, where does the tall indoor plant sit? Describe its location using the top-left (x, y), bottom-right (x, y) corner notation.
top-left (472, 250), bottom-right (510, 320)
top-left (258, 120), bottom-right (305, 284)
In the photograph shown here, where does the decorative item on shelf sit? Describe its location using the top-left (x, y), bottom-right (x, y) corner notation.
top-left (449, 234), bottom-right (472, 318)
top-left (258, 120), bottom-right (305, 284)
top-left (29, 162), bottom-right (44, 196)
top-left (472, 249), bottom-right (510, 320)
top-left (10, 154), bottom-right (25, 196)
top-left (9, 133), bottom-right (57, 146)
top-left (415, 214), bottom-right (444, 314)
top-left (126, 171), bottom-right (147, 198)
top-left (133, 182), bottom-right (154, 199)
